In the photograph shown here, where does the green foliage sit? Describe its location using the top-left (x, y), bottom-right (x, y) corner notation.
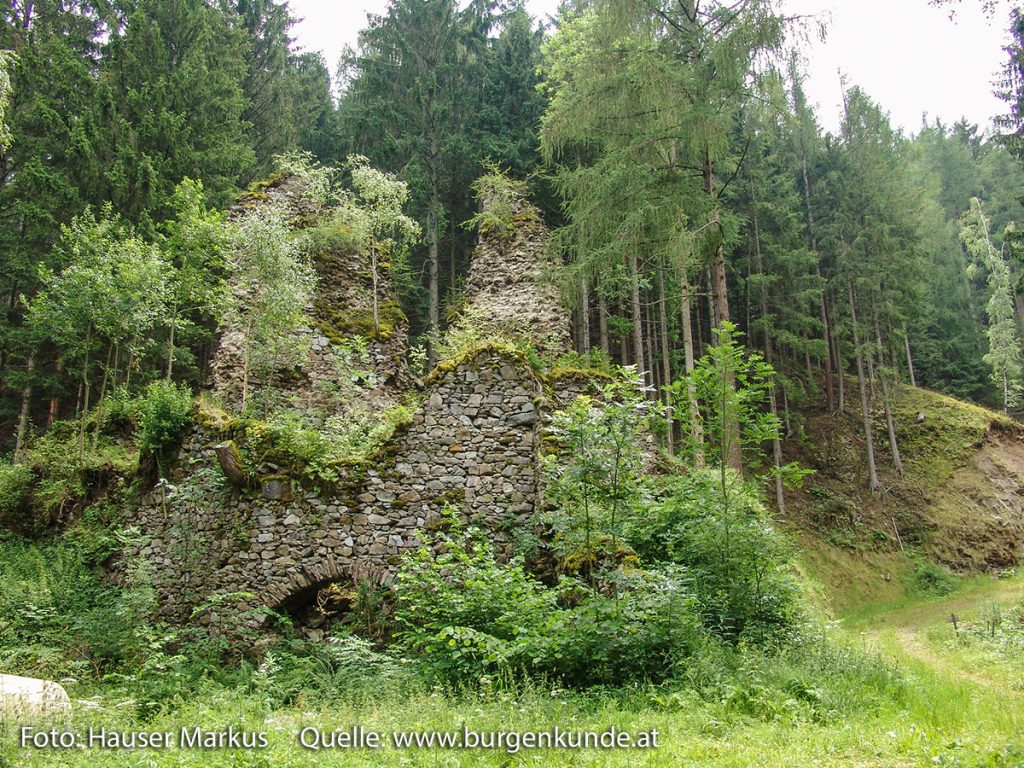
top-left (221, 399), bottom-right (417, 485)
top-left (432, 307), bottom-right (542, 372)
top-left (910, 557), bottom-right (958, 596)
top-left (541, 377), bottom-right (651, 580)
top-left (227, 198), bottom-right (318, 410)
top-left (669, 322), bottom-right (782, 472)
top-left (462, 164), bottom-right (531, 238)
top-left (0, 525), bottom-right (142, 679)
top-left (137, 380), bottom-right (193, 459)
top-left (629, 469), bottom-right (803, 643)
top-left (960, 197), bottom-right (1024, 411)
top-left (25, 419), bottom-right (138, 519)
top-left (393, 511), bottom-right (703, 687)
top-left (0, 460), bottom-right (32, 519)
top-left (0, 49), bottom-right (16, 151)
top-left (254, 634), bottom-right (413, 706)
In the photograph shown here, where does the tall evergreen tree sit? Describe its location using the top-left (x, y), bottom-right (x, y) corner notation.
top-left (960, 197), bottom-right (1024, 412)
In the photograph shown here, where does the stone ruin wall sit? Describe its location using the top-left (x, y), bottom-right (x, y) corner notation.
top-left (210, 174), bottom-right (412, 418)
top-left (458, 197), bottom-right (571, 356)
top-left (133, 348), bottom-right (545, 624)
top-left (125, 184), bottom-right (590, 626)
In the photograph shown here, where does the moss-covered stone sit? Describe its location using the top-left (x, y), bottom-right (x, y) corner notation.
top-left (314, 300), bottom-right (406, 343)
top-left (424, 342), bottom-right (534, 387)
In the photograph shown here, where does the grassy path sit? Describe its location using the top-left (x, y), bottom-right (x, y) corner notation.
top-left (842, 570), bottom-right (1024, 694)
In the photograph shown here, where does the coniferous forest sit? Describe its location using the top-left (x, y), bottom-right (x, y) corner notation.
top-left (3, 2), bottom-right (1024, 766)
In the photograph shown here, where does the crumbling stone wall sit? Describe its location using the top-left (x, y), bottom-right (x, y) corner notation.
top-left (459, 198), bottom-right (571, 356)
top-left (210, 174), bottom-right (411, 417)
top-left (132, 348), bottom-right (545, 622)
top-left (127, 180), bottom-right (590, 627)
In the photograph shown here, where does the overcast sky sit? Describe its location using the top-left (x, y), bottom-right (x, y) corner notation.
top-left (289, 0), bottom-right (1014, 136)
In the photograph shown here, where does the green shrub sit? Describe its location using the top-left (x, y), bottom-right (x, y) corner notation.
top-left (541, 567), bottom-right (704, 686)
top-left (0, 528), bottom-right (133, 678)
top-left (629, 468), bottom-right (803, 643)
top-left (0, 461), bottom-right (33, 518)
top-left (393, 512), bottom-right (703, 687)
top-left (27, 420), bottom-right (138, 518)
top-left (393, 516), bottom-right (558, 683)
top-left (137, 380), bottom-right (193, 458)
top-left (911, 557), bottom-right (958, 596)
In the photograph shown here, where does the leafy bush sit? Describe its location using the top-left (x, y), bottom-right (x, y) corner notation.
top-left (137, 380), bottom-right (193, 458)
top-left (231, 400), bottom-right (416, 484)
top-left (393, 512), bottom-right (703, 687)
top-left (462, 164), bottom-right (531, 239)
top-left (0, 527), bottom-right (137, 678)
top-left (0, 461), bottom-right (33, 519)
top-left (629, 469), bottom-right (803, 643)
top-left (27, 419), bottom-right (138, 519)
top-left (911, 557), bottom-right (958, 596)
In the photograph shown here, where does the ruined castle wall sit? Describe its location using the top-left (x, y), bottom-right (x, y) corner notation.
top-left (130, 349), bottom-right (544, 622)
top-left (461, 202), bottom-right (571, 356)
top-left (210, 175), bottom-right (411, 417)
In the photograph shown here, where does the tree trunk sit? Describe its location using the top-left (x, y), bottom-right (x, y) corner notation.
top-left (241, 319), bottom-right (253, 411)
top-left (679, 257), bottom-right (704, 465)
top-left (48, 355), bottom-right (62, 427)
top-left (875, 304), bottom-right (904, 477)
top-left (14, 353), bottom-right (34, 464)
top-left (848, 281), bottom-right (881, 492)
top-left (752, 197), bottom-right (784, 513)
top-left (903, 322), bottom-right (917, 387)
top-left (701, 186), bottom-right (740, 470)
top-left (449, 218), bottom-right (457, 294)
top-left (371, 246), bottom-right (380, 336)
top-left (598, 291), bottom-right (610, 357)
top-left (704, 153), bottom-right (732, 329)
top-left (658, 263), bottom-right (674, 454)
top-left (802, 153), bottom-right (835, 413)
top-left (166, 299), bottom-right (178, 380)
top-left (818, 270), bottom-right (835, 413)
top-left (580, 273), bottom-right (591, 353)
top-left (694, 288), bottom-right (705, 359)
top-left (427, 203), bottom-right (440, 368)
top-left (79, 326), bottom-right (92, 457)
top-left (831, 295), bottom-right (845, 414)
top-left (214, 441), bottom-right (255, 488)
top-left (629, 251), bottom-right (645, 384)
top-left (705, 266), bottom-right (717, 336)
top-left (645, 301), bottom-right (656, 399)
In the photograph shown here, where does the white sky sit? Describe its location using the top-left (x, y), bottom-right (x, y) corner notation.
top-left (288, 0), bottom-right (1014, 136)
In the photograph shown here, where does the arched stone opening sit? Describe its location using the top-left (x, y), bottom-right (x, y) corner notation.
top-left (272, 564), bottom-right (392, 643)
top-left (277, 578), bottom-right (358, 641)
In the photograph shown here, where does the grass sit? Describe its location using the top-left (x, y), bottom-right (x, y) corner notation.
top-left (4, 568), bottom-right (1024, 768)
top-left (2, 654), bottom-right (1022, 767)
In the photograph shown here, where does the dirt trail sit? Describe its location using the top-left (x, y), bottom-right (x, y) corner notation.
top-left (845, 574), bottom-right (1024, 692)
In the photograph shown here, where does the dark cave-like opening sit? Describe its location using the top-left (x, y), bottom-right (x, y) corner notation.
top-left (277, 579), bottom-right (356, 641)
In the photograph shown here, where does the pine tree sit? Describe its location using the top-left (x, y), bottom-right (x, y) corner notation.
top-left (960, 197), bottom-right (1024, 412)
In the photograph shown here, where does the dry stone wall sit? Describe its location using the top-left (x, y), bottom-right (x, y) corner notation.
top-left (126, 178), bottom-right (597, 628)
top-left (211, 174), bottom-right (411, 418)
top-left (131, 348), bottom-right (546, 622)
top-left (460, 198), bottom-right (571, 356)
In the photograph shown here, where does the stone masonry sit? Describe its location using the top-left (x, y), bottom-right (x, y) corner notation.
top-left (133, 347), bottom-right (544, 622)
top-left (126, 180), bottom-right (577, 626)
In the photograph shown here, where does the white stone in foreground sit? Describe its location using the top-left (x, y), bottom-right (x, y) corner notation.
top-left (0, 673), bottom-right (71, 717)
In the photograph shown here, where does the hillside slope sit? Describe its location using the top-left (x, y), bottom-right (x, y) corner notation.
top-left (784, 382), bottom-right (1024, 612)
